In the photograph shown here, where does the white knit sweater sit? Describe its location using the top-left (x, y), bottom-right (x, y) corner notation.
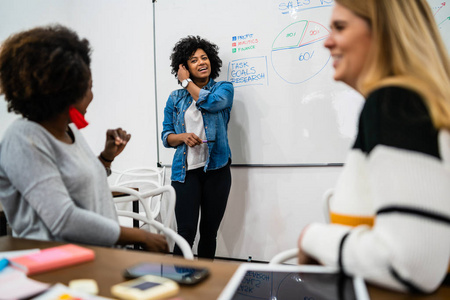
top-left (301, 87), bottom-right (450, 293)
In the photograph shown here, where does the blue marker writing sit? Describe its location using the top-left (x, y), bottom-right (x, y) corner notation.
top-left (0, 258), bottom-right (9, 271)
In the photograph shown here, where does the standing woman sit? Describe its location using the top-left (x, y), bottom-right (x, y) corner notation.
top-left (298, 0), bottom-right (450, 293)
top-left (162, 36), bottom-right (233, 259)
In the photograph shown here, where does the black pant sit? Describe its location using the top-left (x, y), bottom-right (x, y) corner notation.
top-left (172, 162), bottom-right (231, 259)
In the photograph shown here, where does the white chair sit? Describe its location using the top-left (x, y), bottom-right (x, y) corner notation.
top-left (111, 167), bottom-right (168, 224)
top-left (269, 248), bottom-right (299, 265)
top-left (322, 188), bottom-right (334, 224)
top-left (269, 189), bottom-right (334, 265)
top-left (110, 185), bottom-right (194, 260)
top-left (112, 166), bottom-right (166, 186)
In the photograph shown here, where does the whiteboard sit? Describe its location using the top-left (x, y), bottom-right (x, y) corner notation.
top-left (154, 0), bottom-right (362, 166)
top-left (430, 0), bottom-right (450, 51)
top-left (154, 0), bottom-right (450, 166)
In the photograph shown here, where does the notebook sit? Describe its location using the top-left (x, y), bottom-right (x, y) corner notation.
top-left (218, 263), bottom-right (370, 300)
top-left (9, 244), bottom-right (95, 275)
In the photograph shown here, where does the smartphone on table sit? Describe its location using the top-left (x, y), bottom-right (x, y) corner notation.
top-left (123, 262), bottom-right (210, 285)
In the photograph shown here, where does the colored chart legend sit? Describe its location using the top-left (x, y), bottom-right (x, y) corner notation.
top-left (232, 34), bottom-right (259, 53)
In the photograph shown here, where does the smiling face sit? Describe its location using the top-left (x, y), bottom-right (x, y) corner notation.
top-left (186, 48), bottom-right (211, 82)
top-left (324, 3), bottom-right (372, 90)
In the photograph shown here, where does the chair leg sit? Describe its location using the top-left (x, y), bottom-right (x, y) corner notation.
top-left (0, 212), bottom-right (7, 236)
top-left (132, 201), bottom-right (140, 250)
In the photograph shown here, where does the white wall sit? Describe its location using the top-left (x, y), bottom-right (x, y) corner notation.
top-left (0, 1), bottom-right (68, 138)
top-left (0, 0), bottom-right (155, 169)
top-left (0, 0), bottom-right (345, 262)
top-left (217, 167), bottom-right (341, 261)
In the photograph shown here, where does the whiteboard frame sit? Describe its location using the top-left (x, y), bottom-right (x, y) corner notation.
top-left (152, 0), bottom-right (362, 167)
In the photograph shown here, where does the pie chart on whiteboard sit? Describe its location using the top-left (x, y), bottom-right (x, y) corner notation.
top-left (271, 20), bottom-right (331, 84)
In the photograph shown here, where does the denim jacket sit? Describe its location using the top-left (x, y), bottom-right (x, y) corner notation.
top-left (161, 79), bottom-right (234, 182)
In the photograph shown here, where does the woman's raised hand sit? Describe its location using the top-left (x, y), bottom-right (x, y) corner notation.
top-left (177, 64), bottom-right (190, 82)
top-left (101, 128), bottom-right (131, 161)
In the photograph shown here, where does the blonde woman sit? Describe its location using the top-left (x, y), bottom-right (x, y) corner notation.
top-left (298, 0), bottom-right (450, 293)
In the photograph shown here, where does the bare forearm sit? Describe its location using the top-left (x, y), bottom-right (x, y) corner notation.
top-left (98, 152), bottom-right (113, 168)
top-left (167, 133), bottom-right (202, 148)
top-left (116, 227), bottom-right (146, 245)
top-left (185, 83), bottom-right (201, 101)
top-left (116, 227), bottom-right (169, 253)
top-left (167, 133), bottom-right (185, 147)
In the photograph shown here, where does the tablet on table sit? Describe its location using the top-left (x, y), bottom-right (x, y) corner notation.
top-left (218, 263), bottom-right (370, 300)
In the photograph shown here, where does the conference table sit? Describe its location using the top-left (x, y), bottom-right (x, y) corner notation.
top-left (1, 236), bottom-right (449, 299)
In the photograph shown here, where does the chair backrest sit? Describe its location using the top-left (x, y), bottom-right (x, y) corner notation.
top-left (111, 167), bottom-right (167, 223)
top-left (269, 248), bottom-right (299, 265)
top-left (110, 185), bottom-right (193, 260)
top-left (322, 188), bottom-right (333, 224)
top-left (111, 185), bottom-right (175, 228)
top-left (113, 167), bottom-right (166, 187)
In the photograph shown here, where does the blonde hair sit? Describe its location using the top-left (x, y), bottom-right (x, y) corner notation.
top-left (336, 0), bottom-right (450, 129)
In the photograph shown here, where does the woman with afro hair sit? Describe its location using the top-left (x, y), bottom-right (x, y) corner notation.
top-left (0, 25), bottom-right (168, 253)
top-left (161, 36), bottom-right (233, 259)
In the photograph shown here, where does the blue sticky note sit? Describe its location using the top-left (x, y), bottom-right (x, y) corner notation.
top-left (0, 258), bottom-right (9, 271)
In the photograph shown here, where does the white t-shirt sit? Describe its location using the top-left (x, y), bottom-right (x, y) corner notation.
top-left (184, 101), bottom-right (208, 170)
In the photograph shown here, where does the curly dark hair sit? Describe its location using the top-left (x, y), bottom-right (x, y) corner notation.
top-left (170, 35), bottom-right (222, 82)
top-left (0, 24), bottom-right (92, 122)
